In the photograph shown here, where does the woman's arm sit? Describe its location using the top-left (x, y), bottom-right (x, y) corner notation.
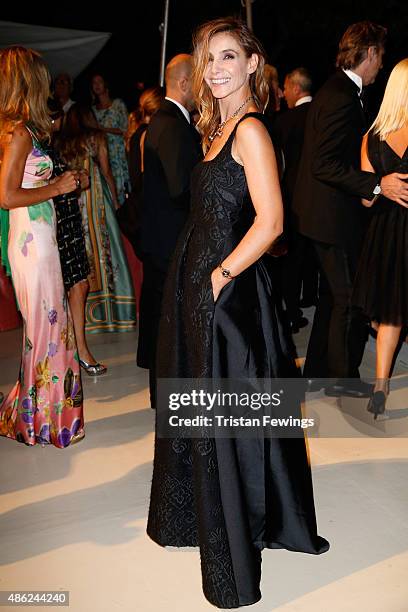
top-left (103, 126), bottom-right (125, 136)
top-left (0, 125), bottom-right (78, 210)
top-left (96, 134), bottom-right (120, 209)
top-left (211, 117), bottom-right (284, 300)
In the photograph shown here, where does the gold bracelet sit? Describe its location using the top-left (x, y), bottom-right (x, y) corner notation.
top-left (218, 263), bottom-right (234, 279)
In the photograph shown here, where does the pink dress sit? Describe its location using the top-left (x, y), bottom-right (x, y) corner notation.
top-left (0, 127), bottom-right (84, 448)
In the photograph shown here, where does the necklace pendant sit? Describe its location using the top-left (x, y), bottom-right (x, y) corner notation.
top-left (208, 96), bottom-right (254, 143)
top-left (209, 123), bottom-right (225, 142)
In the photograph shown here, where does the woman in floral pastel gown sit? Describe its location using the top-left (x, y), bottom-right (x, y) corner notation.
top-left (91, 74), bottom-right (130, 205)
top-left (0, 46), bottom-right (84, 448)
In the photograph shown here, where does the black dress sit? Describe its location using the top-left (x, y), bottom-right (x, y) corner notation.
top-left (49, 148), bottom-right (90, 292)
top-left (147, 113), bottom-right (329, 608)
top-left (116, 125), bottom-right (148, 262)
top-left (353, 131), bottom-right (408, 325)
top-left (128, 123), bottom-right (148, 194)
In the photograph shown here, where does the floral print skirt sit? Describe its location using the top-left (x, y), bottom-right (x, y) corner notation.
top-left (79, 156), bottom-right (136, 333)
top-left (0, 199), bottom-right (84, 448)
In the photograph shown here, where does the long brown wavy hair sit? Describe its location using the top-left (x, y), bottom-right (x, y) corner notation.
top-left (192, 17), bottom-right (269, 152)
top-left (56, 104), bottom-right (102, 169)
top-left (0, 46), bottom-right (52, 145)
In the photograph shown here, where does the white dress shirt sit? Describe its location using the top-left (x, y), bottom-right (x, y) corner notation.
top-left (342, 69), bottom-right (363, 96)
top-left (165, 97), bottom-right (190, 124)
top-left (343, 69), bottom-right (378, 194)
top-left (62, 99), bottom-right (75, 113)
top-left (295, 95), bottom-right (313, 107)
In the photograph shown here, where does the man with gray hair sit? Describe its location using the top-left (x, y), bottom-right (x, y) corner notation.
top-left (283, 67), bottom-right (312, 110)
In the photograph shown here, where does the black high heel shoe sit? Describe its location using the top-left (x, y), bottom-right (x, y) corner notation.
top-left (367, 390), bottom-right (387, 420)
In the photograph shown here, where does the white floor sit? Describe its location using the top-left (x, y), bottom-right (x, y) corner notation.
top-left (1, 319), bottom-right (408, 612)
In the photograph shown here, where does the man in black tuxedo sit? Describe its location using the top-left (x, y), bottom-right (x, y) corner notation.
top-left (273, 67), bottom-right (318, 333)
top-left (293, 22), bottom-right (408, 397)
top-left (137, 54), bottom-right (202, 405)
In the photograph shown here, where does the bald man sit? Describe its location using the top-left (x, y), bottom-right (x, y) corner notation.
top-left (137, 54), bottom-right (202, 406)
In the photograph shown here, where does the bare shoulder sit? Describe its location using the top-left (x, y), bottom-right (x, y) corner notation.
top-left (3, 123), bottom-right (32, 154)
top-left (236, 115), bottom-right (268, 135)
top-left (10, 123), bottom-right (32, 150)
top-left (235, 116), bottom-right (272, 151)
top-left (114, 98), bottom-right (126, 111)
top-left (12, 123), bottom-right (32, 141)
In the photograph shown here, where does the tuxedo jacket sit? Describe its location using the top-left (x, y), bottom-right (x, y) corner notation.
top-left (273, 102), bottom-right (311, 205)
top-left (292, 70), bottom-right (380, 251)
top-left (141, 99), bottom-right (202, 270)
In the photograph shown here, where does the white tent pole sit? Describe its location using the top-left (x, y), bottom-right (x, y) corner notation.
top-left (159, 0), bottom-right (170, 87)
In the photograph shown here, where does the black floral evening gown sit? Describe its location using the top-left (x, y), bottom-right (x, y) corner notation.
top-left (147, 113), bottom-right (329, 608)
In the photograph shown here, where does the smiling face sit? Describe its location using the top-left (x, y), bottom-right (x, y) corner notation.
top-left (204, 32), bottom-right (258, 100)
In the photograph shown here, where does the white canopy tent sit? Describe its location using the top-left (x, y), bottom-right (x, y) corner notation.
top-left (0, 20), bottom-right (111, 78)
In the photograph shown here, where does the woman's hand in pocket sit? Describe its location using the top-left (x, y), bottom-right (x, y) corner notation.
top-left (211, 268), bottom-right (232, 302)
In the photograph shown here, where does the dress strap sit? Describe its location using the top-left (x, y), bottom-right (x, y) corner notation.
top-left (228, 112), bottom-right (269, 143)
top-left (24, 123), bottom-right (39, 144)
top-left (225, 112), bottom-right (269, 152)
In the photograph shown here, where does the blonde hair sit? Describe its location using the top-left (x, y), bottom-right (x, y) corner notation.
top-left (192, 17), bottom-right (269, 152)
top-left (370, 58), bottom-right (408, 139)
top-left (0, 46), bottom-right (52, 143)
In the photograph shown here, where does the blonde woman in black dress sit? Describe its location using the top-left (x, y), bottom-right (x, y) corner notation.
top-left (354, 58), bottom-right (408, 418)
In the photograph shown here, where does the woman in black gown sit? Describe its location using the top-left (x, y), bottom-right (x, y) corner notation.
top-left (147, 18), bottom-right (329, 608)
top-left (353, 58), bottom-right (408, 419)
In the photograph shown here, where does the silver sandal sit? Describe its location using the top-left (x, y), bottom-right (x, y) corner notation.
top-left (79, 358), bottom-right (107, 376)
